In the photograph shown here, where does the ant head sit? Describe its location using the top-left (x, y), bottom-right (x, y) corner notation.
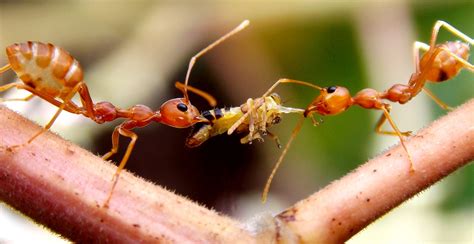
top-left (159, 98), bottom-right (208, 128)
top-left (304, 86), bottom-right (352, 117)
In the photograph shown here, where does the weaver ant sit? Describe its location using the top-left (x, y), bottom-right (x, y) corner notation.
top-left (228, 20), bottom-right (472, 202)
top-left (0, 20), bottom-right (250, 207)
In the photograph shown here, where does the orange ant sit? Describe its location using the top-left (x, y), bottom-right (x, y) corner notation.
top-left (0, 20), bottom-right (250, 207)
top-left (228, 20), bottom-right (473, 202)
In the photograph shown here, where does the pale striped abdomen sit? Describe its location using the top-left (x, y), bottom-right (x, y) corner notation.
top-left (5, 41), bottom-right (84, 99)
top-left (420, 41), bottom-right (470, 82)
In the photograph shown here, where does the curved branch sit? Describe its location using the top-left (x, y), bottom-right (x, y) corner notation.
top-left (0, 99), bottom-right (472, 243)
top-left (0, 106), bottom-right (255, 243)
top-left (275, 99), bottom-right (474, 243)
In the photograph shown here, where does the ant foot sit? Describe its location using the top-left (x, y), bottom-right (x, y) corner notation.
top-left (102, 201), bottom-right (110, 209)
top-left (0, 144), bottom-right (24, 153)
top-left (401, 131), bottom-right (413, 137)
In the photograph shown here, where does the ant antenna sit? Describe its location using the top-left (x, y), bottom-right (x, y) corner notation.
top-left (262, 115), bottom-right (306, 203)
top-left (182, 20), bottom-right (250, 101)
top-left (175, 81), bottom-right (217, 107)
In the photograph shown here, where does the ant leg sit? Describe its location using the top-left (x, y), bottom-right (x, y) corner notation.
top-left (0, 83), bottom-right (82, 151)
top-left (439, 47), bottom-right (474, 71)
top-left (174, 81), bottom-right (217, 107)
top-left (0, 81), bottom-right (22, 93)
top-left (412, 41), bottom-right (430, 73)
top-left (103, 124), bottom-right (138, 208)
top-left (375, 105), bottom-right (412, 136)
top-left (380, 105), bottom-right (414, 172)
top-left (422, 87), bottom-right (453, 110)
top-left (0, 94), bottom-right (34, 102)
top-left (375, 114), bottom-right (412, 136)
top-left (0, 63), bottom-right (11, 74)
top-left (262, 116), bottom-right (306, 203)
top-left (228, 78), bottom-right (322, 135)
top-left (430, 20), bottom-right (474, 48)
top-left (182, 20), bottom-right (250, 101)
top-left (102, 126), bottom-right (121, 161)
top-left (77, 82), bottom-right (97, 120)
top-left (25, 82), bottom-right (83, 144)
top-left (0, 82), bottom-right (79, 113)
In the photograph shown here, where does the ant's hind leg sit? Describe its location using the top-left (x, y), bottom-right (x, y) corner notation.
top-left (430, 21), bottom-right (474, 47)
top-left (422, 87), bottom-right (453, 110)
top-left (375, 106), bottom-right (412, 137)
top-left (0, 94), bottom-right (34, 102)
top-left (380, 105), bottom-right (414, 172)
top-left (0, 81), bottom-right (22, 93)
top-left (439, 47), bottom-right (474, 71)
top-left (1, 82), bottom-right (82, 152)
top-left (0, 63), bottom-right (11, 74)
top-left (0, 82), bottom-right (29, 103)
top-left (26, 83), bottom-right (82, 144)
top-left (102, 126), bottom-right (121, 161)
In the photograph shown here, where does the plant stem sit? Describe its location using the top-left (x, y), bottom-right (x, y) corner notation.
top-left (0, 99), bottom-right (472, 243)
top-left (0, 106), bottom-right (255, 243)
top-left (275, 99), bottom-right (474, 243)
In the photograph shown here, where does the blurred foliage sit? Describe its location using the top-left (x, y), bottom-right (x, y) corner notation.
top-left (259, 19), bottom-right (371, 181)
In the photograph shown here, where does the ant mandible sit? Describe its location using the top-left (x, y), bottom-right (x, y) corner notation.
top-left (229, 20), bottom-right (473, 202)
top-left (0, 20), bottom-right (250, 207)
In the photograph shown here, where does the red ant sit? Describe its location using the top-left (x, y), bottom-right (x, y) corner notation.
top-left (0, 20), bottom-right (250, 207)
top-left (228, 20), bottom-right (473, 202)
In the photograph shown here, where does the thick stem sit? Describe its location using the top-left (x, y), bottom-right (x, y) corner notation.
top-left (276, 99), bottom-right (474, 243)
top-left (0, 106), bottom-right (255, 243)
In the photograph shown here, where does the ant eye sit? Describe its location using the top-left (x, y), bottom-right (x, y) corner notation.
top-left (327, 86), bottom-right (337, 93)
top-left (177, 103), bottom-right (188, 112)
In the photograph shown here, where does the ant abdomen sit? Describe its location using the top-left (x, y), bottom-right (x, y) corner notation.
top-left (420, 41), bottom-right (470, 82)
top-left (5, 41), bottom-right (83, 99)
